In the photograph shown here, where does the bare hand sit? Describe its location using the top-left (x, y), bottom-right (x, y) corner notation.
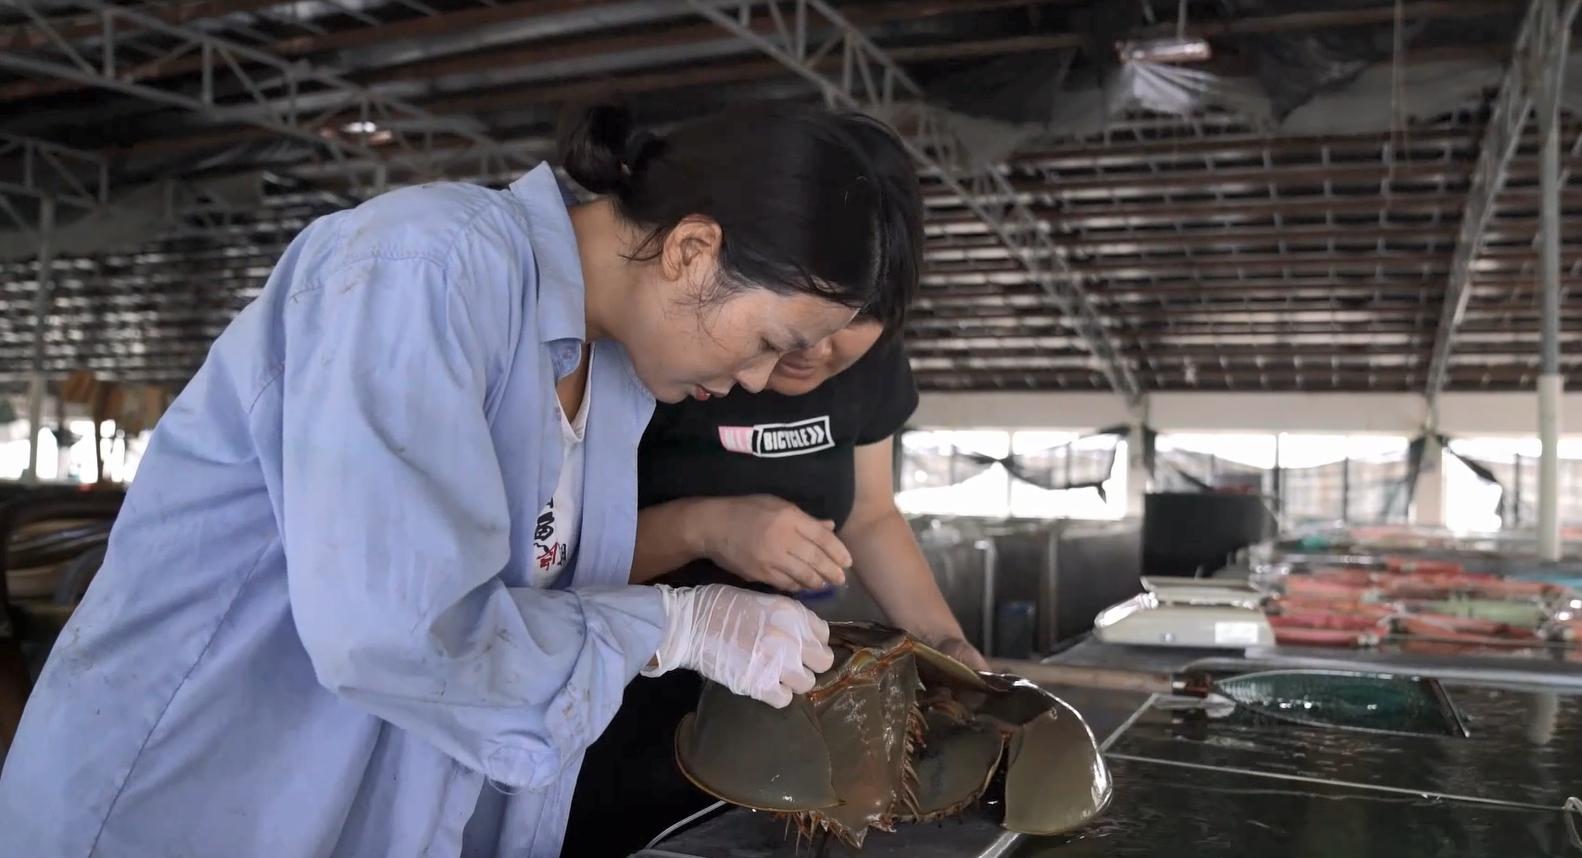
top-left (698, 495), bottom-right (852, 593)
top-left (932, 636), bottom-right (991, 672)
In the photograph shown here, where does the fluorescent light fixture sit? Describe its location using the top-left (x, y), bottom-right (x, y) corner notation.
top-left (341, 120), bottom-right (380, 135)
top-left (1116, 36), bottom-right (1212, 64)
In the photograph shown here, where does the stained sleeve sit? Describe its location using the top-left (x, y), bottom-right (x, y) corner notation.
top-left (278, 251), bottom-right (665, 791)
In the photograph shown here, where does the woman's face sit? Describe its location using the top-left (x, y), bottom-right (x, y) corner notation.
top-left (766, 319), bottom-right (885, 397)
top-left (620, 220), bottom-right (858, 403)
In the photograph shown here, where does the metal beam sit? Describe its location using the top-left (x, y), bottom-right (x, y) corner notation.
top-left (1173, 0), bottom-right (1519, 38)
top-left (0, 0), bottom-right (1039, 103)
top-left (0, 133), bottom-right (108, 211)
top-left (0, 0), bottom-right (626, 102)
top-left (684, 0), bottom-right (1141, 400)
top-left (1536, 0), bottom-right (1581, 561)
top-left (0, 0), bottom-right (534, 189)
top-left (1012, 128), bottom-right (1487, 169)
top-left (0, 0), bottom-right (290, 52)
top-left (1425, 0), bottom-right (1576, 398)
top-left (356, 0), bottom-right (1037, 87)
top-left (0, 0), bottom-right (1510, 104)
top-left (23, 196), bottom-right (55, 482)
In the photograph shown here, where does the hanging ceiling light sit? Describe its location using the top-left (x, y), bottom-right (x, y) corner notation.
top-left (1116, 35), bottom-right (1212, 64)
top-left (1116, 0), bottom-right (1211, 64)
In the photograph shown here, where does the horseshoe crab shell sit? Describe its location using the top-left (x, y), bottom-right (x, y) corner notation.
top-left (674, 622), bottom-right (1112, 847)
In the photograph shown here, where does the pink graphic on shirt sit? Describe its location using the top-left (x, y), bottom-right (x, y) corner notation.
top-left (718, 425), bottom-right (754, 454)
top-left (537, 543), bottom-right (562, 570)
top-left (534, 500), bottom-right (564, 572)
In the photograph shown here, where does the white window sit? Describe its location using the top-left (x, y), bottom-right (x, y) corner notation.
top-left (1444, 437), bottom-right (1582, 531)
top-left (1007, 431), bottom-right (1126, 520)
top-left (896, 430), bottom-right (1011, 518)
top-left (1154, 432), bottom-right (1410, 526)
top-left (896, 429), bottom-right (1127, 520)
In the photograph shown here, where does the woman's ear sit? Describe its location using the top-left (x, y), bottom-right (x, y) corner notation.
top-left (660, 215), bottom-right (724, 286)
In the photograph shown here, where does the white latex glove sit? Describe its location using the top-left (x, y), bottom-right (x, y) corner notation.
top-left (642, 583), bottom-right (835, 708)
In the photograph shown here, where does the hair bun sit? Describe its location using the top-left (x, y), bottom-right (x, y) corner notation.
top-left (622, 130), bottom-right (659, 175)
top-left (557, 103), bottom-right (636, 195)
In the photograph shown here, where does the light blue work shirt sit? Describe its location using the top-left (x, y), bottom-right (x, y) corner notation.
top-left (0, 163), bottom-right (668, 857)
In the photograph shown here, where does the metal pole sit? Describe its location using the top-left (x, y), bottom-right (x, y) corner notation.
top-left (1274, 434), bottom-right (1284, 522)
top-left (1126, 412), bottom-right (1150, 519)
top-left (975, 538), bottom-right (998, 658)
top-left (891, 431), bottom-right (904, 493)
top-left (1537, 0), bottom-right (1570, 562)
top-left (1414, 435), bottom-right (1446, 528)
top-left (24, 195), bottom-right (56, 483)
top-left (1341, 455), bottom-right (1351, 523)
top-left (1514, 453), bottom-right (1524, 528)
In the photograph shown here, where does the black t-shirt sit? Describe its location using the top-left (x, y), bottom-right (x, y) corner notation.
top-left (637, 338), bottom-right (919, 533)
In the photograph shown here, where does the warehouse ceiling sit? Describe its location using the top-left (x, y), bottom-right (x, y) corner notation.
top-left (0, 0), bottom-right (1576, 394)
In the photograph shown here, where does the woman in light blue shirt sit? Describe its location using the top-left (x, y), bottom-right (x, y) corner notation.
top-left (0, 103), bottom-right (925, 858)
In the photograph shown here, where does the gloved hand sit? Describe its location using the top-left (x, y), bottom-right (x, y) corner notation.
top-left (642, 583), bottom-right (834, 708)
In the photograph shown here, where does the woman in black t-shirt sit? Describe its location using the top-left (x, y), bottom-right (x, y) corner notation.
top-left (561, 317), bottom-right (984, 856)
top-left (629, 316), bottom-right (985, 668)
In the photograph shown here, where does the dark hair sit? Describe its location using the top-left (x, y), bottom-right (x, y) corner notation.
top-left (557, 102), bottom-right (922, 338)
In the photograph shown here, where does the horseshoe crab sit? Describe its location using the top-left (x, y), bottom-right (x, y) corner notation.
top-left (674, 622), bottom-right (1112, 848)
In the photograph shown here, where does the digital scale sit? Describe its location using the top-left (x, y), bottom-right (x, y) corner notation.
top-left (1091, 576), bottom-right (1275, 649)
